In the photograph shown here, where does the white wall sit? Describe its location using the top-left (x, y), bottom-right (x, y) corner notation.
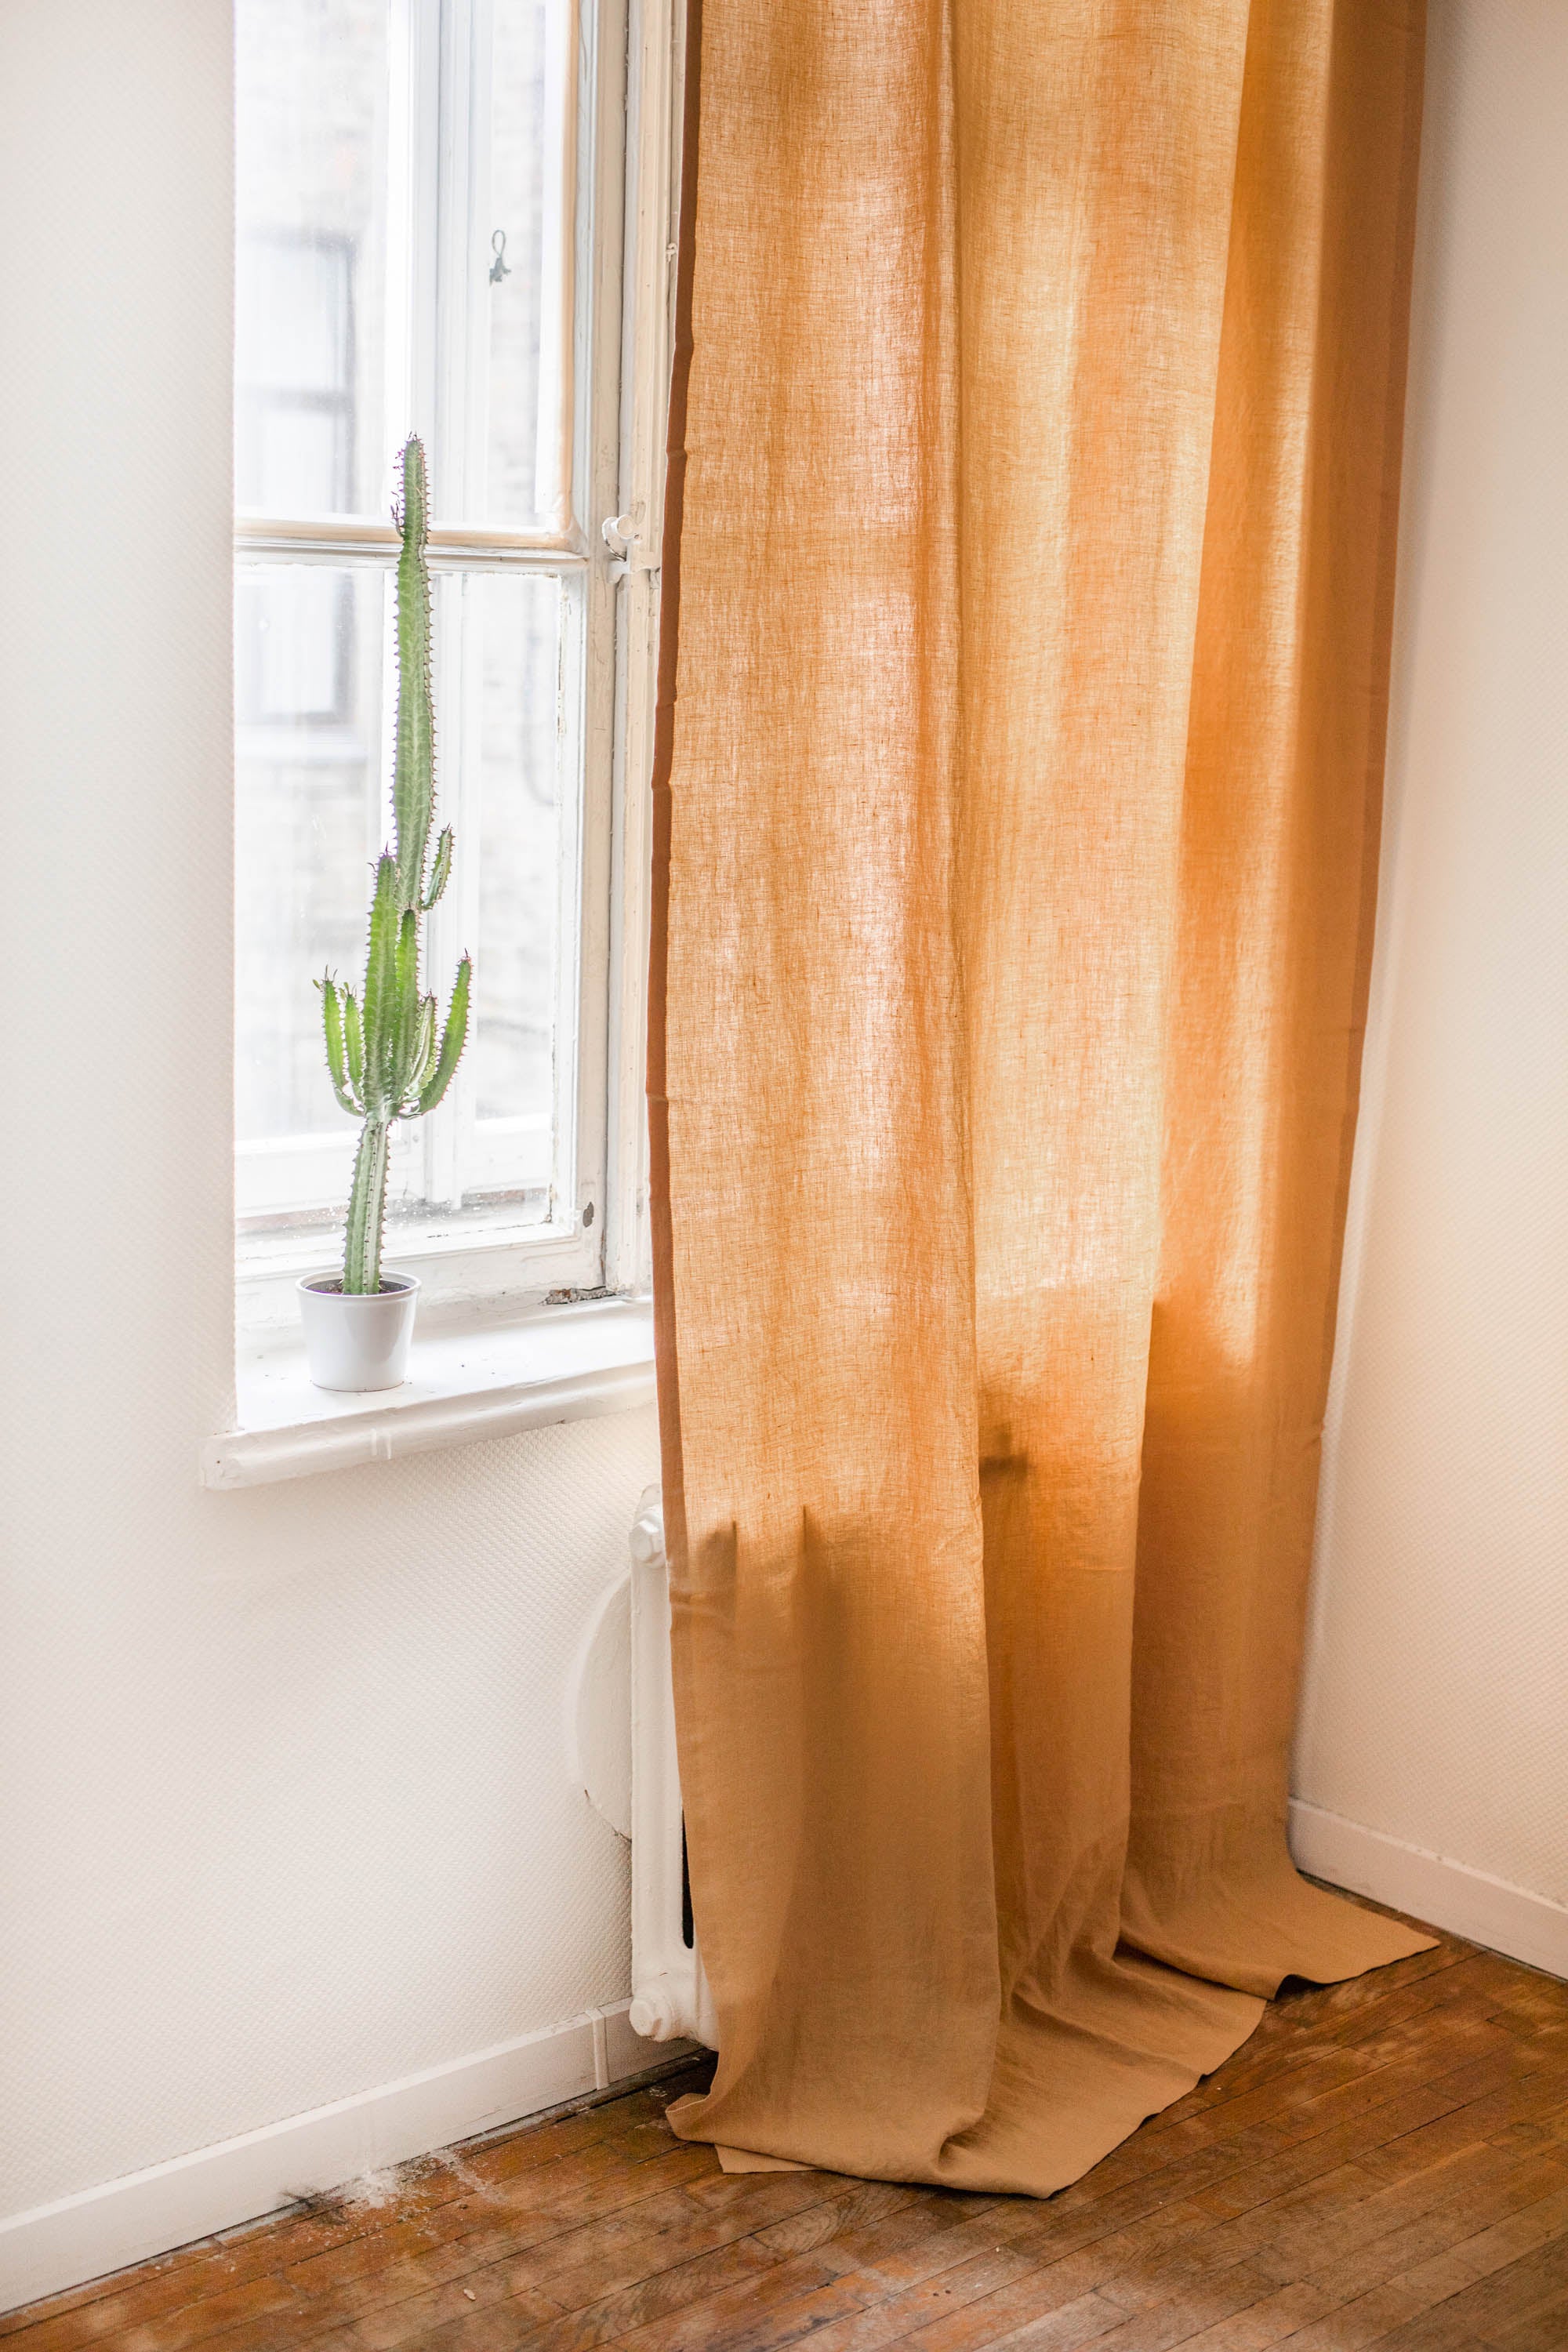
top-left (1296, 0), bottom-right (1568, 1970)
top-left (0, 0), bottom-right (658, 2256)
top-left (3, 0), bottom-right (1563, 2297)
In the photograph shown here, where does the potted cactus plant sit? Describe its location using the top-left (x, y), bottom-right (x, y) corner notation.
top-left (299, 435), bottom-right (471, 1392)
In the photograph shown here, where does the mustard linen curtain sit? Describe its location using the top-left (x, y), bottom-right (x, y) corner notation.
top-left (649, 0), bottom-right (1431, 2193)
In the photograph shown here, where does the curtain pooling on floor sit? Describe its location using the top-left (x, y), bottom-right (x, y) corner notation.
top-left (648, 0), bottom-right (1432, 2193)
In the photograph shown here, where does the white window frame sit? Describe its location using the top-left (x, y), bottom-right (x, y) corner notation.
top-left (234, 0), bottom-right (681, 1335)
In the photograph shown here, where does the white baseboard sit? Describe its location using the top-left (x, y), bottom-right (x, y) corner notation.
top-left (1290, 1798), bottom-right (1568, 1982)
top-left (15, 1818), bottom-right (1558, 2323)
top-left (0, 2000), bottom-right (698, 2318)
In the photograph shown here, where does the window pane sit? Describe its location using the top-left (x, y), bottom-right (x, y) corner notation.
top-left (235, 564), bottom-right (416, 1227)
top-left (481, 0), bottom-right (560, 526)
top-left (235, 0), bottom-right (392, 518)
top-left (467, 573), bottom-right (564, 1196)
top-left (236, 563), bottom-right (567, 1235)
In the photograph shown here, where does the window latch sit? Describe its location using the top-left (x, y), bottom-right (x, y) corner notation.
top-left (602, 511), bottom-right (655, 584)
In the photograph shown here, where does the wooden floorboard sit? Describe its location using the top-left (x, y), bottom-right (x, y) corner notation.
top-left (6, 1903), bottom-right (1566, 2351)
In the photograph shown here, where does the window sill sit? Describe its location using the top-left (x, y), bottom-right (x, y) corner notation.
top-left (202, 1297), bottom-right (655, 1490)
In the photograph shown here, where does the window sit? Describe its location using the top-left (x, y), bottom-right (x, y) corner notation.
top-left (234, 0), bottom-right (673, 1326)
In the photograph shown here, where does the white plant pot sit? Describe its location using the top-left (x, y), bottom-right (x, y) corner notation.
top-left (298, 1272), bottom-right (420, 1392)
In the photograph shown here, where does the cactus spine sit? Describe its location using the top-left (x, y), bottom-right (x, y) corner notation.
top-left (318, 437), bottom-right (470, 1294)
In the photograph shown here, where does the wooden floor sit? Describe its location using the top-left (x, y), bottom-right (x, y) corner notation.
top-left (8, 1909), bottom-right (1568, 2352)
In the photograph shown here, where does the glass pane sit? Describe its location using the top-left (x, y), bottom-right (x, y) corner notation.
top-left (236, 564), bottom-right (417, 1226)
top-left (480, 0), bottom-right (565, 527)
top-left (235, 0), bottom-right (392, 519)
top-left (236, 564), bottom-right (380, 1155)
top-left (467, 573), bottom-right (564, 1196)
top-left (236, 564), bottom-right (566, 1234)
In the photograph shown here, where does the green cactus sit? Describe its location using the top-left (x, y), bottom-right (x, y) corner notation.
top-left (317, 436), bottom-right (471, 1295)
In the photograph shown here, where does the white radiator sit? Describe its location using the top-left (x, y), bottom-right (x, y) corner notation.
top-left (627, 1487), bottom-right (718, 2048)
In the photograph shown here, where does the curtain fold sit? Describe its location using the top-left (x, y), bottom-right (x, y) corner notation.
top-left (649, 0), bottom-right (1430, 2194)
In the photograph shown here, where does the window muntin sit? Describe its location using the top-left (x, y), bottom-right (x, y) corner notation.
top-left (234, 0), bottom-right (614, 1300)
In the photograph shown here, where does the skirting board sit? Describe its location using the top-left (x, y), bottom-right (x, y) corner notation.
top-left (1290, 1798), bottom-right (1568, 1983)
top-left (0, 1999), bottom-right (699, 2318)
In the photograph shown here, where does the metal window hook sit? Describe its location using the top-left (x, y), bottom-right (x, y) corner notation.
top-left (602, 511), bottom-right (641, 583)
top-left (488, 229), bottom-right (510, 284)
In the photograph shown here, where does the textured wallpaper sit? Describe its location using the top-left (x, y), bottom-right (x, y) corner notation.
top-left (2, 1406), bottom-right (661, 2216)
top-left (0, 0), bottom-right (659, 2222)
top-left (1298, 0), bottom-right (1568, 1915)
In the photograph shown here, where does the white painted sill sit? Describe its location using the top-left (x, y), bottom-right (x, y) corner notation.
top-left (203, 1296), bottom-right (655, 1490)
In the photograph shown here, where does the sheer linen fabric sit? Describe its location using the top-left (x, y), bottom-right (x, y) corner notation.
top-left (649, 0), bottom-right (1431, 2194)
